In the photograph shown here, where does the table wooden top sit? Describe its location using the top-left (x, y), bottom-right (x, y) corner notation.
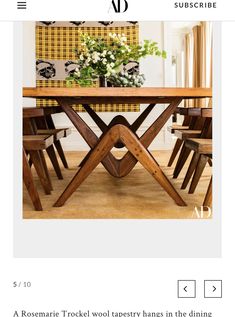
top-left (23, 87), bottom-right (212, 104)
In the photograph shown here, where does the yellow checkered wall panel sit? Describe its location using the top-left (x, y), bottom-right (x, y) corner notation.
top-left (36, 22), bottom-right (140, 112)
top-left (36, 25), bottom-right (139, 60)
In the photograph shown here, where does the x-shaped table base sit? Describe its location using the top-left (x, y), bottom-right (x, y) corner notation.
top-left (54, 97), bottom-right (186, 207)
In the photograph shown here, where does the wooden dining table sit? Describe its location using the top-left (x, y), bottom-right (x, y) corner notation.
top-left (23, 87), bottom-right (212, 207)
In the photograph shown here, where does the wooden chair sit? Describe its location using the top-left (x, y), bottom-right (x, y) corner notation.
top-left (23, 148), bottom-right (42, 211)
top-left (172, 108), bottom-right (211, 178)
top-left (180, 108), bottom-right (212, 193)
top-left (167, 107), bottom-right (189, 133)
top-left (183, 138), bottom-right (212, 207)
top-left (41, 106), bottom-right (71, 168)
top-left (23, 134), bottom-right (54, 195)
top-left (177, 109), bottom-right (212, 204)
top-left (23, 108), bottom-right (63, 180)
top-left (203, 176), bottom-right (212, 207)
top-left (183, 138), bottom-right (212, 194)
top-left (167, 107), bottom-right (201, 167)
top-left (23, 107), bottom-right (71, 179)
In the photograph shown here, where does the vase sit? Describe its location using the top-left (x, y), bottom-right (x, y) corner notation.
top-left (99, 76), bottom-right (107, 87)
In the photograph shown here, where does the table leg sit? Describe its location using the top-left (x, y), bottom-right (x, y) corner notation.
top-left (57, 97), bottom-right (182, 179)
top-left (54, 124), bottom-right (121, 207)
top-left (23, 149), bottom-right (43, 211)
top-left (83, 104), bottom-right (108, 133)
top-left (119, 98), bottom-right (183, 177)
top-left (131, 103), bottom-right (155, 131)
top-left (83, 103), bottom-right (156, 134)
top-left (80, 101), bottom-right (173, 173)
top-left (119, 125), bottom-right (187, 206)
top-left (54, 123), bottom-right (186, 207)
top-left (56, 98), bottom-right (119, 177)
top-left (64, 103), bottom-right (156, 171)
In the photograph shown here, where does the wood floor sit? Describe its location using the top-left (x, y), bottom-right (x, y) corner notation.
top-left (23, 150), bottom-right (212, 219)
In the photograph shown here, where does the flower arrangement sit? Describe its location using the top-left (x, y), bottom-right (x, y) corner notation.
top-left (66, 32), bottom-right (166, 87)
top-left (108, 71), bottom-right (145, 87)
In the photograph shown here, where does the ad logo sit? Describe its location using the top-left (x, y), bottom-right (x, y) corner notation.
top-left (192, 206), bottom-right (212, 219)
top-left (109, 0), bottom-right (129, 13)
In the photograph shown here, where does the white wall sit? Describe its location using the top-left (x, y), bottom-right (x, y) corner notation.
top-left (22, 21), bottom-right (183, 151)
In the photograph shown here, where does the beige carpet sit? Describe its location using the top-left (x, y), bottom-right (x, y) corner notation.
top-left (23, 150), bottom-right (212, 219)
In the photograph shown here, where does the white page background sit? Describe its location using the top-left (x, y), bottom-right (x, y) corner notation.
top-left (0, 20), bottom-right (234, 316)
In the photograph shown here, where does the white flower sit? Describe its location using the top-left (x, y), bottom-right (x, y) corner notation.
top-left (79, 54), bottom-right (84, 61)
top-left (110, 62), bottom-right (115, 68)
top-left (106, 64), bottom-right (116, 76)
top-left (102, 58), bottom-right (107, 64)
top-left (92, 52), bottom-right (100, 63)
top-left (110, 54), bottom-right (115, 60)
top-left (101, 50), bottom-right (107, 57)
top-left (75, 69), bottom-right (81, 77)
top-left (84, 57), bottom-right (91, 66)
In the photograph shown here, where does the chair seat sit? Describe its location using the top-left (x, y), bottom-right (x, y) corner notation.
top-left (167, 125), bottom-right (189, 134)
top-left (23, 135), bottom-right (54, 150)
top-left (60, 127), bottom-right (72, 137)
top-left (38, 127), bottom-right (71, 138)
top-left (185, 138), bottom-right (212, 154)
top-left (174, 129), bottom-right (201, 140)
top-left (37, 129), bottom-right (64, 141)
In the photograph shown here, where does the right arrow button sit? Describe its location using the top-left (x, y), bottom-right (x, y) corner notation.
top-left (204, 280), bottom-right (222, 298)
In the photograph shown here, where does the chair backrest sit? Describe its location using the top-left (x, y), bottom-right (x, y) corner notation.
top-left (23, 107), bottom-right (44, 118)
top-left (188, 107), bottom-right (212, 118)
top-left (187, 107), bottom-right (212, 133)
top-left (201, 108), bottom-right (212, 118)
top-left (23, 107), bottom-right (46, 135)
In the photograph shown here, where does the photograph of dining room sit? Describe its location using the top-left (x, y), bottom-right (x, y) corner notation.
top-left (22, 21), bottom-right (213, 219)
